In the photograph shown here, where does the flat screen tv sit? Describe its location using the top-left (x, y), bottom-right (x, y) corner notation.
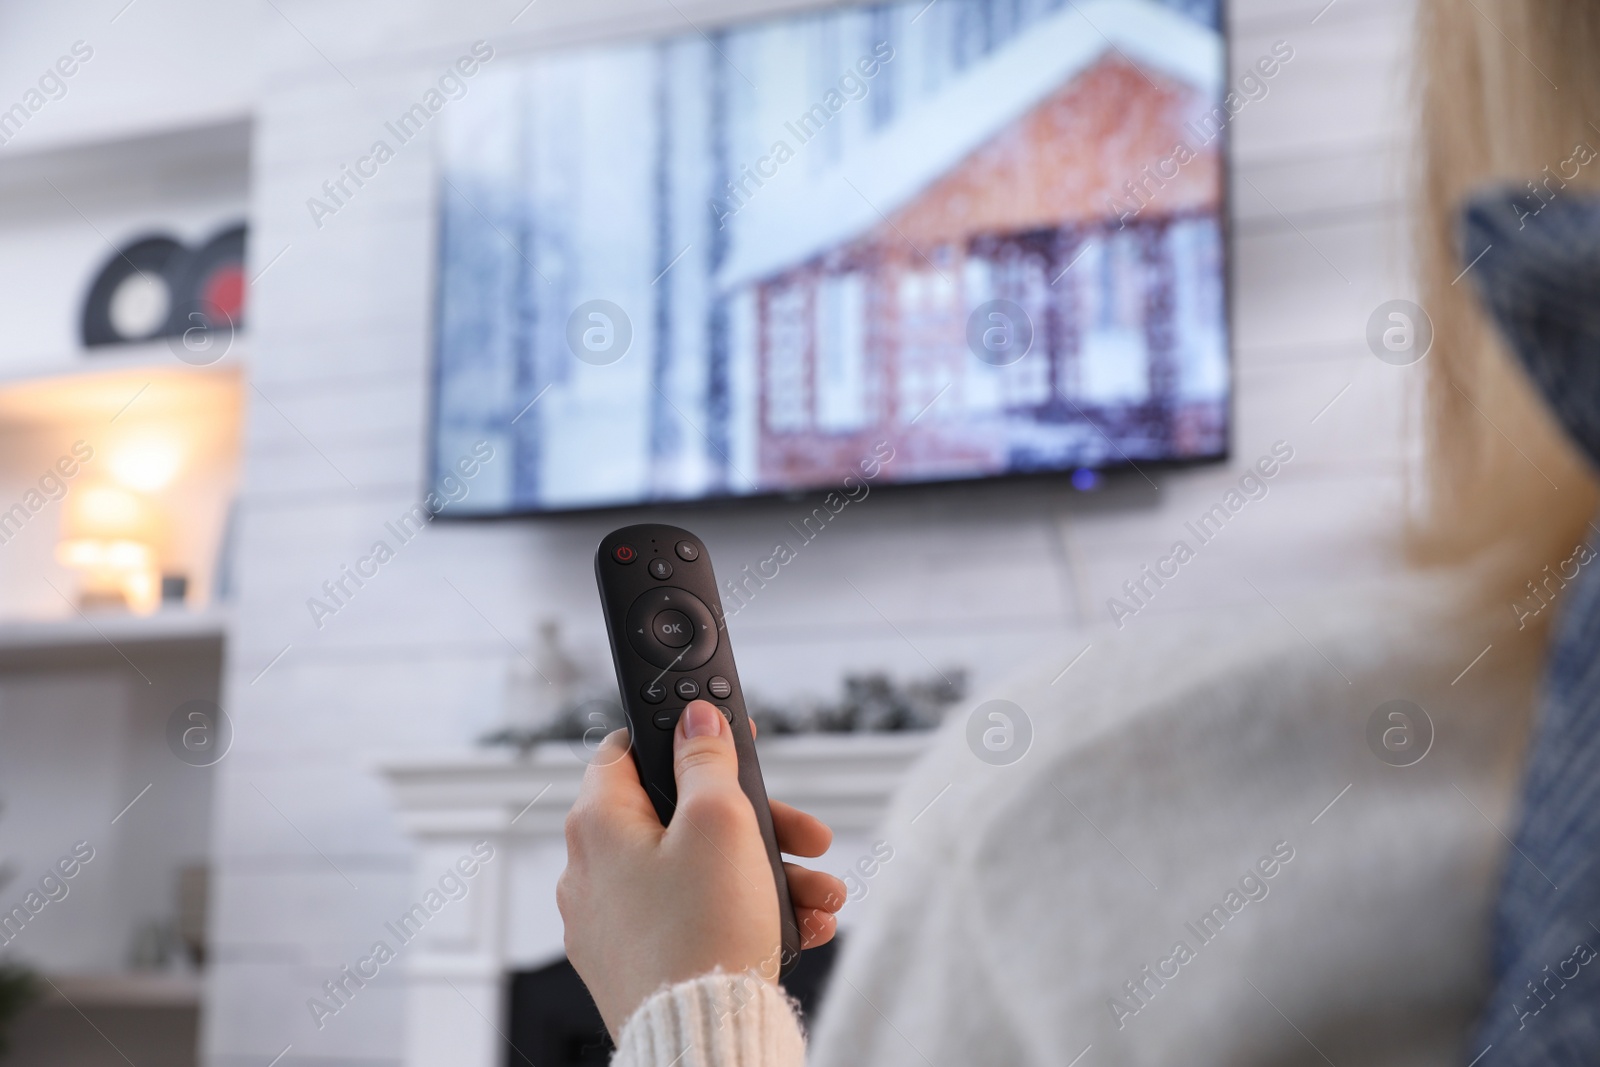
top-left (431, 0), bottom-right (1229, 515)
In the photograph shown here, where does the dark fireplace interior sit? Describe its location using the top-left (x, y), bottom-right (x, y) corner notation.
top-left (506, 937), bottom-right (844, 1067)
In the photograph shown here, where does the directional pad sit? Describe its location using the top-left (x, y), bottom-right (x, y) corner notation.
top-left (625, 587), bottom-right (719, 670)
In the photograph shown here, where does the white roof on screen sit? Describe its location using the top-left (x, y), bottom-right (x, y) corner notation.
top-left (716, 0), bottom-right (1223, 291)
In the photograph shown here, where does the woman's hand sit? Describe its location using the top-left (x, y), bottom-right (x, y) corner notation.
top-left (558, 700), bottom-right (847, 1038)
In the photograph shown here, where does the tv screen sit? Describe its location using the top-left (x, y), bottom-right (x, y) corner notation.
top-left (432, 0), bottom-right (1228, 515)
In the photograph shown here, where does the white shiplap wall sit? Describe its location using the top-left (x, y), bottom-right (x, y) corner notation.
top-left (211, 0), bottom-right (1420, 1062)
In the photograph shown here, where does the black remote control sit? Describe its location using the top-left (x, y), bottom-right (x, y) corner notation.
top-left (594, 523), bottom-right (801, 976)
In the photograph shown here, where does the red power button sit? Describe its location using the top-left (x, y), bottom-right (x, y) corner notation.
top-left (612, 544), bottom-right (638, 564)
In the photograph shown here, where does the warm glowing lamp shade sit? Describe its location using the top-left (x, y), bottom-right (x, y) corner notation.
top-left (57, 484), bottom-right (164, 613)
top-left (106, 436), bottom-right (183, 492)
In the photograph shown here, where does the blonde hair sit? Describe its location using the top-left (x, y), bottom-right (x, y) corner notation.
top-left (1412, 0), bottom-right (1600, 586)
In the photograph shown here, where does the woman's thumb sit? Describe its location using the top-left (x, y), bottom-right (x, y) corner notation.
top-left (672, 700), bottom-right (744, 817)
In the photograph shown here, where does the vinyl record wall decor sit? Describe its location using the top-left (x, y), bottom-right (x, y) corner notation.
top-left (82, 224), bottom-right (246, 363)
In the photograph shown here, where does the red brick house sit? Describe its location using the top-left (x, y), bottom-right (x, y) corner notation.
top-left (718, 5), bottom-right (1227, 488)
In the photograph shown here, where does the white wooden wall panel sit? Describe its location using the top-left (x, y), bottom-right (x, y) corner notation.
top-left (204, 0), bottom-right (1424, 1061)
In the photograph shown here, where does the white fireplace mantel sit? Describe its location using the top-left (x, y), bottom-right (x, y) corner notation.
top-left (376, 732), bottom-right (931, 1067)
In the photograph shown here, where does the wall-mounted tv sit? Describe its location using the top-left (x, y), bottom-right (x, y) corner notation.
top-left (432, 0), bottom-right (1228, 515)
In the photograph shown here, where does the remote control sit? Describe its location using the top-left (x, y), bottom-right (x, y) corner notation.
top-left (594, 523), bottom-right (801, 976)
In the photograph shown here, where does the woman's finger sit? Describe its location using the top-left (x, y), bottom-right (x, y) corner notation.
top-left (770, 799), bottom-right (833, 858)
top-left (795, 907), bottom-right (837, 949)
top-left (784, 862), bottom-right (849, 914)
top-left (569, 730), bottom-right (657, 844)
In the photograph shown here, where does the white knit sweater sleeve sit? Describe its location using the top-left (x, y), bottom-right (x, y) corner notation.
top-left (611, 972), bottom-right (806, 1067)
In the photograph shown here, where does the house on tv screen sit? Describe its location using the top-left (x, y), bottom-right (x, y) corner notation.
top-left (719, 1), bottom-right (1229, 490)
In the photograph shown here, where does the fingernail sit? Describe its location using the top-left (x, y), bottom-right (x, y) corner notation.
top-left (683, 701), bottom-right (721, 739)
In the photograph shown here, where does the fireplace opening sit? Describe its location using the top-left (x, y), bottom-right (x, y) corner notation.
top-left (506, 936), bottom-right (845, 1066)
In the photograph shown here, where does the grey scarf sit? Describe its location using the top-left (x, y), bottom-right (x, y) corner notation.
top-left (1462, 189), bottom-right (1600, 1063)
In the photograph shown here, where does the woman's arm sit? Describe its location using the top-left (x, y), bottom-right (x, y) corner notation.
top-left (559, 700), bottom-right (847, 1065)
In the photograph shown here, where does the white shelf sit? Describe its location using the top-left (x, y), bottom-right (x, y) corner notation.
top-left (42, 971), bottom-right (202, 1009)
top-left (0, 114), bottom-right (249, 177)
top-left (0, 343), bottom-right (246, 397)
top-left (0, 607), bottom-right (228, 666)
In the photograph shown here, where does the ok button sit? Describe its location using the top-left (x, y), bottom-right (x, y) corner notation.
top-left (653, 609), bottom-right (694, 648)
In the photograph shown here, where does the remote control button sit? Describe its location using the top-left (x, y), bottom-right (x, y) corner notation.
top-left (718, 705), bottom-right (733, 723)
top-left (707, 676), bottom-right (732, 699)
top-left (625, 588), bottom-right (719, 670)
top-left (675, 678), bottom-right (700, 700)
top-left (675, 541), bottom-right (700, 562)
top-left (652, 610), bottom-right (694, 648)
top-left (612, 544), bottom-right (638, 564)
top-left (653, 708), bottom-right (679, 730)
top-left (640, 679), bottom-right (668, 704)
top-left (648, 558), bottom-right (673, 580)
